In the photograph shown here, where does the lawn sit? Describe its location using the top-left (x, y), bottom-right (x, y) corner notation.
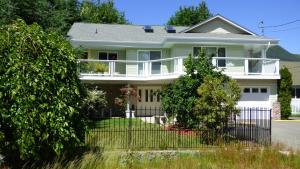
top-left (86, 118), bottom-right (218, 149)
top-left (33, 145), bottom-right (300, 169)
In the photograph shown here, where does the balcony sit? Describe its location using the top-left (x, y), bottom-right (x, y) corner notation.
top-left (212, 57), bottom-right (280, 79)
top-left (77, 57), bottom-right (185, 81)
top-left (78, 57), bottom-right (280, 81)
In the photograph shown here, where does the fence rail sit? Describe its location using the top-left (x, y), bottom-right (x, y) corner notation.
top-left (85, 107), bottom-right (271, 149)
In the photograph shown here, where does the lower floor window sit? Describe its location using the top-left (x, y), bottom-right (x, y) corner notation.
top-left (292, 87), bottom-right (300, 99)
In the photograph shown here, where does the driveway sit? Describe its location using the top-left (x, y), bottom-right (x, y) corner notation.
top-left (272, 118), bottom-right (300, 150)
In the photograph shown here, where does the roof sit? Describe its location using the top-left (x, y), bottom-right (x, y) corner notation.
top-left (67, 15), bottom-right (279, 48)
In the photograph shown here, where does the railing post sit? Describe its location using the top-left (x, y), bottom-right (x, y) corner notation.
top-left (149, 61), bottom-right (152, 76)
top-left (111, 61), bottom-right (115, 77)
top-left (244, 59), bottom-right (249, 75)
top-left (275, 60), bottom-right (280, 75)
top-left (178, 57), bottom-right (183, 74)
top-left (261, 59), bottom-right (265, 75)
top-left (212, 57), bottom-right (217, 67)
top-left (77, 60), bottom-right (81, 74)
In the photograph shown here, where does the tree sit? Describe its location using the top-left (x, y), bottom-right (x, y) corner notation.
top-left (0, 0), bottom-right (81, 35)
top-left (161, 50), bottom-right (224, 128)
top-left (0, 20), bottom-right (86, 162)
top-left (167, 1), bottom-right (212, 26)
top-left (0, 0), bottom-right (17, 25)
top-left (278, 67), bottom-right (293, 119)
top-left (194, 76), bottom-right (240, 142)
top-left (80, 0), bottom-right (128, 24)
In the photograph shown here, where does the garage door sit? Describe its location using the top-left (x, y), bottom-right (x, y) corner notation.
top-left (238, 87), bottom-right (270, 108)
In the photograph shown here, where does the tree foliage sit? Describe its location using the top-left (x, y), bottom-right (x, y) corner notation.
top-left (0, 20), bottom-right (86, 161)
top-left (0, 0), bottom-right (129, 35)
top-left (161, 51), bottom-right (224, 128)
top-left (195, 76), bottom-right (240, 137)
top-left (0, 0), bottom-right (81, 35)
top-left (278, 67), bottom-right (293, 119)
top-left (167, 1), bottom-right (212, 26)
top-left (80, 0), bottom-right (128, 24)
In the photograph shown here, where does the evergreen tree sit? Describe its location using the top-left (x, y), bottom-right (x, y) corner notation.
top-left (167, 1), bottom-right (212, 26)
top-left (278, 67), bottom-right (293, 119)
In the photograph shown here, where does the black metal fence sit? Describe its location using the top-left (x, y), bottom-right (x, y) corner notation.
top-left (85, 107), bottom-right (271, 149)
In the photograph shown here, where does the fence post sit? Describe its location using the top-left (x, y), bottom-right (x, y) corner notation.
top-left (269, 109), bottom-right (272, 145)
top-left (250, 108), bottom-right (252, 143)
top-left (128, 109), bottom-right (132, 149)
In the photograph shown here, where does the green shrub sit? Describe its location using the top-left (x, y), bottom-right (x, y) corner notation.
top-left (278, 67), bottom-right (293, 119)
top-left (82, 89), bottom-right (107, 119)
top-left (160, 50), bottom-right (224, 128)
top-left (195, 76), bottom-right (240, 142)
top-left (94, 63), bottom-right (109, 73)
top-left (0, 20), bottom-right (86, 162)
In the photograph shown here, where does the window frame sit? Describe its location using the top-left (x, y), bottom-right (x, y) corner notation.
top-left (292, 87), bottom-right (300, 99)
top-left (192, 46), bottom-right (226, 58)
top-left (98, 51), bottom-right (118, 60)
top-left (242, 87), bottom-right (269, 94)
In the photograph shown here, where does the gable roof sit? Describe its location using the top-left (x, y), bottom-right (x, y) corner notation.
top-left (180, 14), bottom-right (257, 35)
top-left (67, 15), bottom-right (278, 48)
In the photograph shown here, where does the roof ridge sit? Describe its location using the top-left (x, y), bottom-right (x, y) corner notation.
top-left (73, 22), bottom-right (188, 28)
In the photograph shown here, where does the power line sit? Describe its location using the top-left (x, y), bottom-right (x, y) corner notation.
top-left (263, 19), bottom-right (300, 28)
top-left (258, 19), bottom-right (300, 35)
top-left (268, 26), bottom-right (300, 32)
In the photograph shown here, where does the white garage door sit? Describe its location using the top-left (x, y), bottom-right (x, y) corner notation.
top-left (238, 87), bottom-right (271, 108)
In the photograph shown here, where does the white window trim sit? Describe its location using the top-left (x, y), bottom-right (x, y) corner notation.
top-left (98, 51), bottom-right (118, 60)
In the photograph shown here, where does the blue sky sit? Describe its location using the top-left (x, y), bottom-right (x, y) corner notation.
top-left (113, 0), bottom-right (300, 54)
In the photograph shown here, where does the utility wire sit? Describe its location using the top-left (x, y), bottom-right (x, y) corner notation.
top-left (263, 19), bottom-right (300, 28)
top-left (268, 26), bottom-right (300, 32)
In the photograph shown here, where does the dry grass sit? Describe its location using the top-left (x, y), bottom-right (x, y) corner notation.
top-left (26, 144), bottom-right (300, 169)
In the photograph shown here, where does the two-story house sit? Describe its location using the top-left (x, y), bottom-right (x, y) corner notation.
top-left (68, 15), bottom-right (280, 114)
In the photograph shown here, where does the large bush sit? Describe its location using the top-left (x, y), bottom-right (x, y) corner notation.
top-left (278, 67), bottom-right (293, 119)
top-left (0, 20), bottom-right (86, 161)
top-left (195, 76), bottom-right (240, 142)
top-left (161, 51), bottom-right (224, 128)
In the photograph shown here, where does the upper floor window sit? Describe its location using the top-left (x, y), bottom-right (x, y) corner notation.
top-left (81, 51), bottom-right (88, 59)
top-left (292, 87), bottom-right (300, 99)
top-left (98, 52), bottom-right (118, 60)
top-left (193, 47), bottom-right (226, 58)
top-left (194, 47), bottom-right (226, 67)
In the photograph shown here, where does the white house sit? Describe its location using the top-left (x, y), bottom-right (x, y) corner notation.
top-left (67, 14), bottom-right (280, 113)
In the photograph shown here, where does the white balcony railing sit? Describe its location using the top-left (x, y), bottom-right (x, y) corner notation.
top-left (212, 57), bottom-right (280, 76)
top-left (77, 57), bottom-right (185, 78)
top-left (78, 57), bottom-right (280, 80)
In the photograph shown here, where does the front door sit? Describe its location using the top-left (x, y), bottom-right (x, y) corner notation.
top-left (136, 86), bottom-right (162, 116)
